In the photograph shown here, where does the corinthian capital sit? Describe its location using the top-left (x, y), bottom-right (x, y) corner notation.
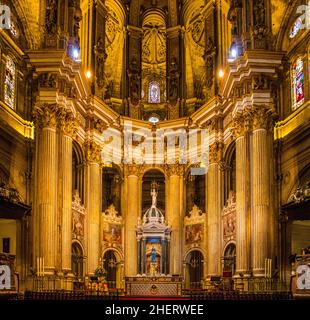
top-left (125, 164), bottom-right (144, 177)
top-left (232, 111), bottom-right (253, 139)
top-left (84, 140), bottom-right (102, 164)
top-left (32, 103), bottom-right (58, 129)
top-left (209, 141), bottom-right (224, 164)
top-left (251, 105), bottom-right (273, 131)
top-left (231, 114), bottom-right (245, 139)
top-left (57, 108), bottom-right (78, 137)
top-left (165, 164), bottom-right (184, 177)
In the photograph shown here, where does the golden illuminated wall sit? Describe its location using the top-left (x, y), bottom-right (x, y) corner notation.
top-left (0, 0), bottom-right (309, 291)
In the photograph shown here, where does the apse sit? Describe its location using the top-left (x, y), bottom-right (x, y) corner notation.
top-left (141, 9), bottom-right (167, 122)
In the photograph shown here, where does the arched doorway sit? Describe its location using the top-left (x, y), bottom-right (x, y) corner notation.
top-left (185, 250), bottom-right (204, 289)
top-left (103, 250), bottom-right (123, 289)
top-left (71, 242), bottom-right (84, 279)
top-left (223, 243), bottom-right (236, 277)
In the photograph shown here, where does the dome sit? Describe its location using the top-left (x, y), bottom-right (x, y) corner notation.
top-left (143, 205), bottom-right (164, 224)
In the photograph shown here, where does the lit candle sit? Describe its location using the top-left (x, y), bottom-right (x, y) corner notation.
top-left (42, 258), bottom-right (45, 277)
top-left (37, 257), bottom-right (39, 276)
top-left (40, 258), bottom-right (43, 277)
top-left (269, 259), bottom-right (272, 278)
top-left (264, 259), bottom-right (267, 278)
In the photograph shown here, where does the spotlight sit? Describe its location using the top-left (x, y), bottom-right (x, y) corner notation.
top-left (218, 69), bottom-right (224, 78)
top-left (73, 48), bottom-right (79, 60)
top-left (149, 116), bottom-right (159, 124)
top-left (231, 48), bottom-right (237, 59)
top-left (86, 70), bottom-right (92, 79)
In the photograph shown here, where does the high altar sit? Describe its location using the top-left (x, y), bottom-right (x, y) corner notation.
top-left (125, 181), bottom-right (182, 296)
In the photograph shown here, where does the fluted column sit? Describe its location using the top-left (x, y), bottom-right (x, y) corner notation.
top-left (207, 142), bottom-right (223, 277)
top-left (59, 111), bottom-right (77, 272)
top-left (251, 106), bottom-right (272, 276)
top-left (166, 165), bottom-right (182, 275)
top-left (33, 104), bottom-right (58, 273)
top-left (124, 165), bottom-right (140, 276)
top-left (233, 115), bottom-right (251, 275)
top-left (85, 141), bottom-right (102, 275)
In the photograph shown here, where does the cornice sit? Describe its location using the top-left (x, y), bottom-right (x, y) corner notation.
top-left (221, 50), bottom-right (286, 99)
top-left (0, 101), bottom-right (34, 139)
top-left (0, 29), bottom-right (25, 57)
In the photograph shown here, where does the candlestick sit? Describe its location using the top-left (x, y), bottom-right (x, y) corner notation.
top-left (269, 259), bottom-right (272, 278)
top-left (40, 257), bottom-right (43, 277)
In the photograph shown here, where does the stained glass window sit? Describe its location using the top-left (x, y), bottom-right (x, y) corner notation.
top-left (290, 17), bottom-right (302, 38)
top-left (4, 57), bottom-right (16, 109)
top-left (292, 57), bottom-right (305, 110)
top-left (148, 81), bottom-right (160, 104)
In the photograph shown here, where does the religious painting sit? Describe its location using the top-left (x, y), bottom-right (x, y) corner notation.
top-left (223, 213), bottom-right (236, 238)
top-left (146, 242), bottom-right (161, 274)
top-left (103, 224), bottom-right (121, 244)
top-left (148, 81), bottom-right (160, 104)
top-left (185, 223), bottom-right (203, 244)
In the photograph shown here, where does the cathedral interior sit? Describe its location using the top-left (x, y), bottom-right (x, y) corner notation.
top-left (0, 0), bottom-right (309, 300)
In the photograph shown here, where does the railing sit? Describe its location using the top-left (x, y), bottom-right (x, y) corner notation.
top-left (247, 278), bottom-right (290, 293)
top-left (183, 278), bottom-right (291, 300)
top-left (25, 275), bottom-right (121, 300)
top-left (185, 290), bottom-right (292, 301)
top-left (31, 275), bottom-right (75, 292)
top-left (24, 290), bottom-right (119, 300)
top-left (29, 276), bottom-right (120, 292)
top-left (189, 282), bottom-right (203, 289)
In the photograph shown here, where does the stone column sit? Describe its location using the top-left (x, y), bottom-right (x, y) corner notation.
top-left (233, 114), bottom-right (251, 275)
top-left (207, 142), bottom-right (223, 278)
top-left (166, 240), bottom-right (170, 274)
top-left (58, 110), bottom-right (76, 273)
top-left (137, 238), bottom-right (141, 275)
top-left (142, 238), bottom-right (146, 275)
top-left (251, 106), bottom-right (272, 276)
top-left (85, 141), bottom-right (102, 275)
top-left (124, 165), bottom-right (140, 276)
top-left (33, 104), bottom-right (58, 274)
top-left (166, 165), bottom-right (182, 275)
top-left (161, 239), bottom-right (165, 275)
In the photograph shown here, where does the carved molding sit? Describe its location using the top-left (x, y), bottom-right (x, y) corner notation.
top-left (38, 72), bottom-right (57, 89)
top-left (165, 164), bottom-right (184, 177)
top-left (209, 141), bottom-right (224, 164)
top-left (184, 205), bottom-right (206, 225)
top-left (84, 140), bottom-right (102, 163)
top-left (32, 103), bottom-right (58, 129)
top-left (102, 204), bottom-right (122, 224)
top-left (57, 108), bottom-right (78, 137)
top-left (125, 164), bottom-right (144, 177)
top-left (231, 112), bottom-right (252, 138)
top-left (94, 36), bottom-right (108, 90)
top-left (288, 181), bottom-right (310, 204)
top-left (251, 105), bottom-right (273, 131)
top-left (204, 37), bottom-right (216, 89)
